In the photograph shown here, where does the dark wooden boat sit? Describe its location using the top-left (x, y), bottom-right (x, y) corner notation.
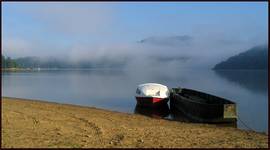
top-left (170, 88), bottom-right (237, 123)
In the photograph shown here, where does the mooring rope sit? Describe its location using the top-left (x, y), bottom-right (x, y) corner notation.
top-left (237, 115), bottom-right (256, 132)
top-left (237, 115), bottom-right (267, 147)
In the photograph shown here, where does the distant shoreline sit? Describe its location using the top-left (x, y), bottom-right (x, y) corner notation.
top-left (1, 68), bottom-right (33, 71)
top-left (1, 67), bottom-right (125, 72)
top-left (212, 68), bottom-right (268, 71)
top-left (1, 67), bottom-right (268, 72)
top-left (2, 97), bottom-right (268, 148)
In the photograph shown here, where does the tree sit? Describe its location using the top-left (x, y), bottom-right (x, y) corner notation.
top-left (2, 56), bottom-right (18, 68)
top-left (6, 57), bottom-right (12, 68)
top-left (2, 55), bottom-right (6, 68)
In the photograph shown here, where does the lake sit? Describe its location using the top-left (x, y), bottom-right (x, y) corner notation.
top-left (2, 69), bottom-right (268, 133)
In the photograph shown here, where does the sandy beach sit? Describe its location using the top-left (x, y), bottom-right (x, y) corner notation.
top-left (1, 97), bottom-right (268, 148)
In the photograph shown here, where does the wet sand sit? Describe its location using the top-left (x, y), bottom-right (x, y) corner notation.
top-left (1, 97), bottom-right (268, 148)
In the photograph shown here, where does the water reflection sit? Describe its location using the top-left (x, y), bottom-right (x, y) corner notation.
top-left (134, 104), bottom-right (170, 119)
top-left (214, 70), bottom-right (268, 94)
top-left (2, 69), bottom-right (266, 132)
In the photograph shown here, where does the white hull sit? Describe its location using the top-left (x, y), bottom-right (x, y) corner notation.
top-left (135, 83), bottom-right (170, 106)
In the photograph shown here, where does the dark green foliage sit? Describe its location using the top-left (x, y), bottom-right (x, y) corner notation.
top-left (15, 57), bottom-right (41, 68)
top-left (12, 56), bottom-right (127, 68)
top-left (2, 55), bottom-right (7, 68)
top-left (213, 45), bottom-right (268, 70)
top-left (1, 55), bottom-right (18, 68)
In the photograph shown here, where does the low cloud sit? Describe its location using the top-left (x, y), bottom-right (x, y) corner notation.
top-left (2, 3), bottom-right (267, 69)
top-left (138, 35), bottom-right (193, 47)
top-left (3, 33), bottom-right (267, 70)
top-left (2, 38), bottom-right (32, 58)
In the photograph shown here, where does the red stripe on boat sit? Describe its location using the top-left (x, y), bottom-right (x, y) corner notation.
top-left (153, 97), bottom-right (162, 103)
top-left (135, 97), bottom-right (164, 103)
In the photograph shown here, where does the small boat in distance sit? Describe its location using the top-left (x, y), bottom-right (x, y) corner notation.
top-left (135, 83), bottom-right (170, 107)
top-left (170, 87), bottom-right (237, 123)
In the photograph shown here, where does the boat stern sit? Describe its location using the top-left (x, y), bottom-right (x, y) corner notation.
top-left (223, 104), bottom-right (237, 120)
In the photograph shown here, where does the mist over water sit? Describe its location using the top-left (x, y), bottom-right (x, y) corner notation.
top-left (2, 69), bottom-right (268, 133)
top-left (3, 3), bottom-right (268, 69)
top-left (2, 2), bottom-right (268, 134)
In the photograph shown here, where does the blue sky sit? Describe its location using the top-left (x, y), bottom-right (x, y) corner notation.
top-left (2, 2), bottom-right (268, 68)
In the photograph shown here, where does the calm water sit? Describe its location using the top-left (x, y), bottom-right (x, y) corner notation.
top-left (2, 69), bottom-right (268, 133)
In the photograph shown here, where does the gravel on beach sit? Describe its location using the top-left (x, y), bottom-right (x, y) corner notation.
top-left (2, 97), bottom-right (268, 148)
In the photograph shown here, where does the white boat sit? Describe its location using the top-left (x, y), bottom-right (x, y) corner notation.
top-left (135, 83), bottom-right (170, 106)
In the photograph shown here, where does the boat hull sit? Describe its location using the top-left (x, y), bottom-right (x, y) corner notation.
top-left (134, 104), bottom-right (170, 118)
top-left (170, 88), bottom-right (237, 123)
top-left (135, 97), bottom-right (169, 107)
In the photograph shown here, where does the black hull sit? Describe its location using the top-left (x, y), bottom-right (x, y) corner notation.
top-left (134, 104), bottom-right (170, 119)
top-left (136, 97), bottom-right (169, 107)
top-left (170, 88), bottom-right (237, 123)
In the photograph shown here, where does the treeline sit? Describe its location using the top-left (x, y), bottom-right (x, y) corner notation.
top-left (14, 57), bottom-right (127, 68)
top-left (2, 55), bottom-right (18, 68)
top-left (213, 45), bottom-right (268, 70)
top-left (1, 55), bottom-right (127, 69)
